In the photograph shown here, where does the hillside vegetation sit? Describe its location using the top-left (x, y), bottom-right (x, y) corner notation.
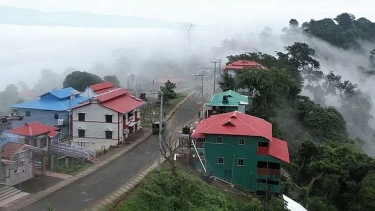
top-left (119, 169), bottom-right (287, 211)
top-left (218, 13), bottom-right (375, 211)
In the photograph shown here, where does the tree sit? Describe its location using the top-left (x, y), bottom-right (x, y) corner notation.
top-left (237, 68), bottom-right (298, 120)
top-left (335, 13), bottom-right (355, 30)
top-left (159, 126), bottom-right (189, 208)
top-left (33, 69), bottom-right (63, 95)
top-left (103, 75), bottom-right (121, 87)
top-left (218, 72), bottom-right (237, 91)
top-left (0, 84), bottom-right (20, 110)
top-left (159, 80), bottom-right (177, 105)
top-left (63, 71), bottom-right (103, 92)
top-left (181, 22), bottom-right (195, 45)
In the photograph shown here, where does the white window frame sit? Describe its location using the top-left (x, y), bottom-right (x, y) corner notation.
top-left (239, 138), bottom-right (245, 145)
top-left (218, 157), bottom-right (225, 164)
top-left (237, 158), bottom-right (245, 166)
top-left (216, 136), bottom-right (223, 143)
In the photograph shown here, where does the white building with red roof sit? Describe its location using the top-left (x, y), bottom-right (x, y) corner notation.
top-left (222, 60), bottom-right (267, 77)
top-left (71, 88), bottom-right (146, 152)
top-left (191, 111), bottom-right (289, 193)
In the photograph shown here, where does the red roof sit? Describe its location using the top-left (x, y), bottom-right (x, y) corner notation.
top-left (89, 81), bottom-right (116, 92)
top-left (97, 88), bottom-right (126, 102)
top-left (47, 130), bottom-right (59, 137)
top-left (9, 121), bottom-right (59, 137)
top-left (192, 111), bottom-right (289, 163)
top-left (270, 138), bottom-right (290, 163)
top-left (223, 60), bottom-right (267, 71)
top-left (75, 88), bottom-right (145, 114)
top-left (1, 142), bottom-right (25, 159)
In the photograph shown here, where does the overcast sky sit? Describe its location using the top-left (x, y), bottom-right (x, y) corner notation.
top-left (1, 0), bottom-right (375, 27)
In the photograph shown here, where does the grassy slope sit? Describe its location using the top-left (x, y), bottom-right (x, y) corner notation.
top-left (117, 169), bottom-right (286, 211)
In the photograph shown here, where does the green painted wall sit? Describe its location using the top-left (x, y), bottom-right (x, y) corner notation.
top-left (204, 135), bottom-right (281, 193)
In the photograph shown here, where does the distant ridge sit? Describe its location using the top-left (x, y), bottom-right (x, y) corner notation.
top-left (0, 6), bottom-right (181, 29)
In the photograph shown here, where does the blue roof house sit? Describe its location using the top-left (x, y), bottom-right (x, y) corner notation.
top-left (10, 87), bottom-right (88, 136)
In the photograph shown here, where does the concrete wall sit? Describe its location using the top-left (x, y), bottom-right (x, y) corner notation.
top-left (71, 102), bottom-right (122, 152)
top-left (5, 150), bottom-right (34, 186)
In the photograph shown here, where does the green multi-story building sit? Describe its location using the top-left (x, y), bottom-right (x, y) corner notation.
top-left (204, 90), bottom-right (249, 118)
top-left (192, 111), bottom-right (290, 194)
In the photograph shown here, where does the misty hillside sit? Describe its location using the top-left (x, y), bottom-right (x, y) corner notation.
top-left (0, 6), bottom-right (180, 29)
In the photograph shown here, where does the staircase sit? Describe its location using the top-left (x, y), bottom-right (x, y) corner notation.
top-left (0, 185), bottom-right (29, 207)
top-left (50, 141), bottom-right (96, 161)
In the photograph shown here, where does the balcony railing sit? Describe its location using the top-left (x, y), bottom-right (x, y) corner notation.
top-left (257, 146), bottom-right (269, 155)
top-left (257, 168), bottom-right (281, 177)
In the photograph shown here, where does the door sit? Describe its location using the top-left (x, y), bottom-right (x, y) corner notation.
top-left (224, 170), bottom-right (232, 183)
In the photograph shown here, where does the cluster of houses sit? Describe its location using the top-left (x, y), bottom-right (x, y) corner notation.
top-left (1, 60), bottom-right (290, 199)
top-left (1, 81), bottom-right (146, 187)
top-left (184, 60), bottom-right (290, 194)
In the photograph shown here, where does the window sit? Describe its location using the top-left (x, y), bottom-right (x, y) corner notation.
top-left (239, 138), bottom-right (245, 145)
top-left (128, 112), bottom-right (134, 120)
top-left (258, 142), bottom-right (269, 147)
top-left (218, 157), bottom-right (225, 164)
top-left (78, 142), bottom-right (86, 147)
top-left (105, 114), bottom-right (113, 123)
top-left (54, 113), bottom-right (59, 119)
top-left (25, 111), bottom-right (31, 116)
top-left (78, 129), bottom-right (85, 137)
top-left (259, 179), bottom-right (279, 185)
top-left (216, 136), bottom-right (223, 143)
top-left (268, 162), bottom-right (281, 170)
top-left (257, 161), bottom-right (268, 168)
top-left (237, 158), bottom-right (244, 166)
top-left (78, 113), bottom-right (85, 121)
top-left (106, 131), bottom-right (113, 139)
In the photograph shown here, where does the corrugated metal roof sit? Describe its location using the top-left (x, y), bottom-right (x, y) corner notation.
top-left (192, 111), bottom-right (290, 163)
top-left (270, 138), bottom-right (290, 163)
top-left (97, 88), bottom-right (126, 102)
top-left (74, 88), bottom-right (146, 114)
top-left (100, 91), bottom-right (146, 114)
top-left (41, 87), bottom-right (80, 99)
top-left (205, 90), bottom-right (249, 107)
top-left (89, 82), bottom-right (115, 91)
top-left (11, 95), bottom-right (89, 111)
top-left (9, 121), bottom-right (58, 137)
top-left (222, 60), bottom-right (267, 70)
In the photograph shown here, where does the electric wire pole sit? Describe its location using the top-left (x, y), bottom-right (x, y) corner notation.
top-left (157, 93), bottom-right (163, 172)
top-left (195, 73), bottom-right (205, 120)
top-left (211, 60), bottom-right (221, 95)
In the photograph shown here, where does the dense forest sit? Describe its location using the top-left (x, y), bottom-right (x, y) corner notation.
top-left (219, 13), bottom-right (375, 211)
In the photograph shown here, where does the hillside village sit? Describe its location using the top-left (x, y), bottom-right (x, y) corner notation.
top-left (0, 57), bottom-right (306, 211)
top-left (1, 12), bottom-right (375, 211)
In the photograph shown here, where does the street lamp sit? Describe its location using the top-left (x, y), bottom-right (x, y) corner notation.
top-left (194, 73), bottom-right (205, 120)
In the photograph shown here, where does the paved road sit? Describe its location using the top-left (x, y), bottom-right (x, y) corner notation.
top-left (21, 92), bottom-right (204, 211)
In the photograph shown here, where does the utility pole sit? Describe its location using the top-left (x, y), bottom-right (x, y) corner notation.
top-left (217, 59), bottom-right (222, 85)
top-left (211, 60), bottom-right (221, 95)
top-left (157, 92), bottom-right (163, 172)
top-left (195, 73), bottom-right (205, 120)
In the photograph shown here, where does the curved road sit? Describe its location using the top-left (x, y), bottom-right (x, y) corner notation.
top-left (21, 91), bottom-right (210, 211)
